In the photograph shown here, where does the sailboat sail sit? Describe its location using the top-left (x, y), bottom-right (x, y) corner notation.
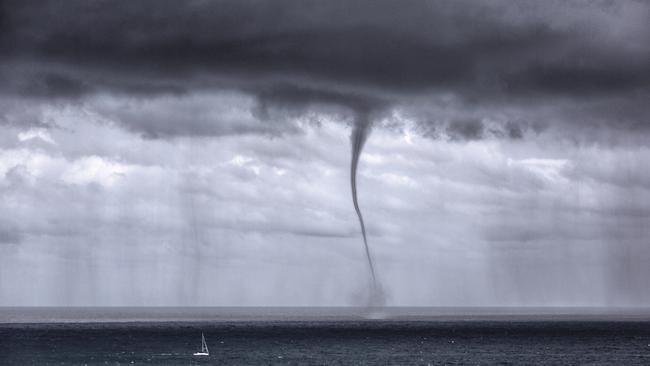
top-left (193, 333), bottom-right (209, 356)
top-left (201, 333), bottom-right (209, 354)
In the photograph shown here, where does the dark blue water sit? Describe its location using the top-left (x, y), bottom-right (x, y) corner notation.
top-left (2, 308), bottom-right (650, 365)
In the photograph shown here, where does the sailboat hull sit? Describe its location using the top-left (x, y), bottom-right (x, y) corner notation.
top-left (193, 352), bottom-right (209, 356)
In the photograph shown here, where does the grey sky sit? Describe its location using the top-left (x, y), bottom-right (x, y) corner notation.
top-left (0, 0), bottom-right (649, 306)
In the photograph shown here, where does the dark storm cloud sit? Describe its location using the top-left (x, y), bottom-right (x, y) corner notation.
top-left (446, 119), bottom-right (484, 141)
top-left (254, 84), bottom-right (383, 116)
top-left (4, 72), bottom-right (90, 98)
top-left (1, 1), bottom-right (647, 97)
top-left (510, 61), bottom-right (650, 96)
top-left (505, 121), bottom-right (524, 140)
top-left (0, 0), bottom-right (505, 93)
top-left (0, 0), bottom-right (648, 137)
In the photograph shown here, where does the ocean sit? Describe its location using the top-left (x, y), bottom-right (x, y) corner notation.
top-left (1, 307), bottom-right (650, 365)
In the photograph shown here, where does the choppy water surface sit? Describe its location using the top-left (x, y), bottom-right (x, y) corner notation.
top-left (1, 308), bottom-right (650, 365)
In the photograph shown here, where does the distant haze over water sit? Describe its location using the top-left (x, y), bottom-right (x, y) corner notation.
top-left (2, 307), bottom-right (650, 324)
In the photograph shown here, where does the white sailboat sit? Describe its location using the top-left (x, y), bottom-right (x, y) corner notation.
top-left (193, 333), bottom-right (209, 356)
